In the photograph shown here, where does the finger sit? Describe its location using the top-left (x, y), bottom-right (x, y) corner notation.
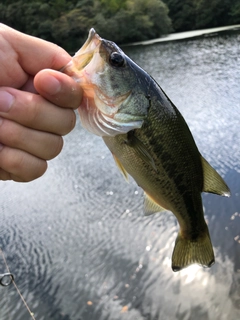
top-left (20, 76), bottom-right (38, 93)
top-left (0, 88), bottom-right (76, 135)
top-left (34, 69), bottom-right (82, 109)
top-left (0, 24), bottom-right (71, 74)
top-left (0, 24), bottom-right (71, 88)
top-left (0, 144), bottom-right (47, 182)
top-left (0, 168), bottom-right (12, 181)
top-left (0, 117), bottom-right (63, 160)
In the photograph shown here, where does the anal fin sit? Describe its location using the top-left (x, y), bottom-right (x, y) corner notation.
top-left (144, 192), bottom-right (167, 216)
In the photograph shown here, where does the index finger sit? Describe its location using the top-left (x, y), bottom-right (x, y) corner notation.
top-left (0, 24), bottom-right (71, 75)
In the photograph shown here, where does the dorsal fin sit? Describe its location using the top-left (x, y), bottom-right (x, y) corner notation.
top-left (144, 193), bottom-right (167, 216)
top-left (112, 154), bottom-right (129, 182)
top-left (201, 156), bottom-right (230, 197)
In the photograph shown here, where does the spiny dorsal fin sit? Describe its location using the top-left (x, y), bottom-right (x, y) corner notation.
top-left (201, 156), bottom-right (230, 197)
top-left (144, 193), bottom-right (166, 216)
top-left (112, 154), bottom-right (129, 182)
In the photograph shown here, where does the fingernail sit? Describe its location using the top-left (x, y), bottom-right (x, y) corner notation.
top-left (43, 75), bottom-right (61, 95)
top-left (0, 91), bottom-right (14, 112)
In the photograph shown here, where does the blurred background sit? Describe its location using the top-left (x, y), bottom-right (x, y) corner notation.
top-left (0, 0), bottom-right (240, 50)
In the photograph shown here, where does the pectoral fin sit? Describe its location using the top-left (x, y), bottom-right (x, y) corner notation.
top-left (112, 154), bottom-right (129, 182)
top-left (126, 131), bottom-right (157, 172)
top-left (201, 156), bottom-right (230, 197)
top-left (144, 193), bottom-right (167, 216)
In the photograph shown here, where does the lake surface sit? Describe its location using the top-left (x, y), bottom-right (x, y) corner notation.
top-left (0, 31), bottom-right (240, 320)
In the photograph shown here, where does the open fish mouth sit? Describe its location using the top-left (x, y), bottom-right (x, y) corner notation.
top-left (73, 28), bottom-right (101, 70)
top-left (62, 29), bottom-right (144, 137)
top-left (62, 28), bottom-right (102, 75)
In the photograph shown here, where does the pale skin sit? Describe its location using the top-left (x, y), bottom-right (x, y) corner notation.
top-left (0, 24), bottom-right (82, 182)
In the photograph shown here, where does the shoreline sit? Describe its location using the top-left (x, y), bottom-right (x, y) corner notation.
top-left (126, 24), bottom-right (240, 46)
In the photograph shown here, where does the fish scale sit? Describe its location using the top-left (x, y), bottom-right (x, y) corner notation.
top-left (62, 28), bottom-right (230, 271)
top-left (103, 97), bottom-right (203, 227)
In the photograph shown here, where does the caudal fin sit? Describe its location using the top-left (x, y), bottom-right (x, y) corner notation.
top-left (171, 230), bottom-right (215, 272)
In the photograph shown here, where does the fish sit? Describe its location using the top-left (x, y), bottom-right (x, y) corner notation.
top-left (62, 29), bottom-right (230, 271)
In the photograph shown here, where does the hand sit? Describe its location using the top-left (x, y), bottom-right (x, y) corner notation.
top-left (0, 24), bottom-right (82, 182)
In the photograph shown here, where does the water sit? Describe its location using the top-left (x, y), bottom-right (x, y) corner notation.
top-left (0, 32), bottom-right (240, 320)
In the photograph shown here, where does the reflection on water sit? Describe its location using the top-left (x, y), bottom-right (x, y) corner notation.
top-left (1, 32), bottom-right (240, 320)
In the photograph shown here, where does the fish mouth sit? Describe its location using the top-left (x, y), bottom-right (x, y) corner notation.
top-left (73, 28), bottom-right (101, 70)
top-left (62, 29), bottom-right (143, 137)
top-left (62, 28), bottom-right (102, 75)
top-left (79, 28), bottom-right (101, 53)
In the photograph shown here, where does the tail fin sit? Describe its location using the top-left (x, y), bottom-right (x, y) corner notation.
top-left (171, 230), bottom-right (215, 272)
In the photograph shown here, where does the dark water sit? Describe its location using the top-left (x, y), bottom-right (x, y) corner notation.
top-left (1, 32), bottom-right (240, 320)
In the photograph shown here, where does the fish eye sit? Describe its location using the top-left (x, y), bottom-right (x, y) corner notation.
top-left (109, 52), bottom-right (125, 67)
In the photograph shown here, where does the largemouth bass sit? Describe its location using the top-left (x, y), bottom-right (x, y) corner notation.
top-left (62, 29), bottom-right (230, 271)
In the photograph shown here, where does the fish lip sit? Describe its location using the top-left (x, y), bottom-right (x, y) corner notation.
top-left (74, 29), bottom-right (102, 70)
top-left (87, 28), bottom-right (101, 45)
top-left (61, 28), bottom-right (102, 74)
top-left (77, 28), bottom-right (102, 55)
